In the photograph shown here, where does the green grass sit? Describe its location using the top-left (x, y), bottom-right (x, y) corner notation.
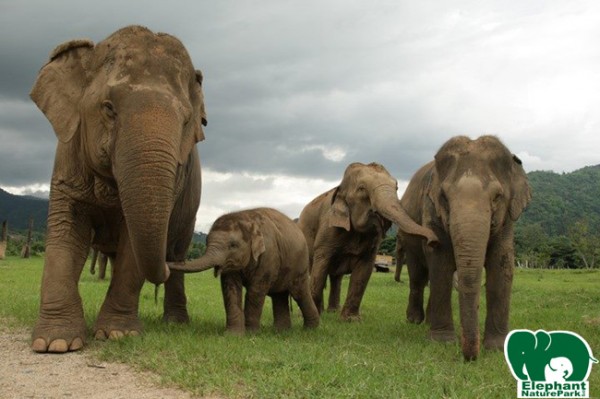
top-left (1, 256), bottom-right (599, 398)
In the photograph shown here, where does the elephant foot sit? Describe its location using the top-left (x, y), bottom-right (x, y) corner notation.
top-left (461, 334), bottom-right (480, 361)
top-left (326, 306), bottom-right (339, 313)
top-left (429, 329), bottom-right (456, 343)
top-left (31, 315), bottom-right (87, 353)
top-left (406, 307), bottom-right (425, 324)
top-left (340, 312), bottom-right (362, 322)
top-left (273, 319), bottom-right (292, 332)
top-left (94, 329), bottom-right (141, 340)
top-left (483, 333), bottom-right (506, 351)
top-left (224, 326), bottom-right (245, 336)
top-left (162, 309), bottom-right (190, 324)
top-left (303, 317), bottom-right (320, 329)
top-left (94, 313), bottom-right (143, 341)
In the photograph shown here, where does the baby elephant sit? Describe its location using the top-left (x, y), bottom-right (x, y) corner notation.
top-left (169, 208), bottom-right (320, 334)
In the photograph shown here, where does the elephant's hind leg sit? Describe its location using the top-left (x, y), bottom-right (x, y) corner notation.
top-left (271, 292), bottom-right (292, 331)
top-left (405, 251), bottom-right (427, 324)
top-left (94, 227), bottom-right (144, 340)
top-left (162, 271), bottom-right (190, 324)
top-left (327, 274), bottom-right (343, 312)
top-left (291, 278), bottom-right (320, 329)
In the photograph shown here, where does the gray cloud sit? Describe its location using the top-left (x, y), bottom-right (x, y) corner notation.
top-left (1, 0), bottom-right (599, 228)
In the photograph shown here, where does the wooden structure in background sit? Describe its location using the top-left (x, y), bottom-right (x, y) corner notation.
top-left (0, 220), bottom-right (7, 260)
top-left (21, 217), bottom-right (33, 258)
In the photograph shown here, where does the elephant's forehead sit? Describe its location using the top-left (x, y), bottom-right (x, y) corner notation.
top-left (107, 47), bottom-right (186, 74)
top-left (95, 34), bottom-right (192, 80)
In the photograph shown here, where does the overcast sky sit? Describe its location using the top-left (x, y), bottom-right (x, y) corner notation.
top-left (1, 1), bottom-right (599, 231)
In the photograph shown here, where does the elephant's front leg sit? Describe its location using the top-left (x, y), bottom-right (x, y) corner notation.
top-left (327, 274), bottom-right (343, 312)
top-left (32, 196), bottom-right (91, 353)
top-left (244, 286), bottom-right (267, 332)
top-left (483, 237), bottom-right (514, 350)
top-left (271, 292), bottom-right (292, 331)
top-left (221, 273), bottom-right (244, 335)
top-left (94, 224), bottom-right (145, 340)
top-left (340, 258), bottom-right (374, 321)
top-left (425, 249), bottom-right (456, 342)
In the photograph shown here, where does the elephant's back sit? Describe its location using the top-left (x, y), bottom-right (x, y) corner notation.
top-left (401, 161), bottom-right (434, 220)
top-left (297, 189), bottom-right (334, 246)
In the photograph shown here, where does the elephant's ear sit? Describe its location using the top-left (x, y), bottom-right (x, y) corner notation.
top-left (30, 39), bottom-right (94, 143)
top-left (509, 155), bottom-right (532, 221)
top-left (426, 166), bottom-right (449, 228)
top-left (193, 69), bottom-right (207, 142)
top-left (329, 187), bottom-right (351, 231)
top-left (250, 224), bottom-right (266, 262)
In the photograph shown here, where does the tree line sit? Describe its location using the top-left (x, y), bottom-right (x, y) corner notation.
top-left (2, 165), bottom-right (599, 269)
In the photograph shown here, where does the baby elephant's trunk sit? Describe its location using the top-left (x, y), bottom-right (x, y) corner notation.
top-left (167, 248), bottom-right (225, 273)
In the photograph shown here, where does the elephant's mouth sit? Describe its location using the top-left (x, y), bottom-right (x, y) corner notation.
top-left (369, 210), bottom-right (386, 233)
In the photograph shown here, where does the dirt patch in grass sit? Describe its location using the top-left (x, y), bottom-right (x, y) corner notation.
top-left (0, 321), bottom-right (215, 399)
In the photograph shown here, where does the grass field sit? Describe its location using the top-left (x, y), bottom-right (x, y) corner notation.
top-left (1, 256), bottom-right (599, 398)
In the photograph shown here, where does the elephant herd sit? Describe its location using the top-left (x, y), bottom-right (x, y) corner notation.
top-left (29, 25), bottom-right (531, 361)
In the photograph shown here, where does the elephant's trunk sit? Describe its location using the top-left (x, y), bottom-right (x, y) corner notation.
top-left (114, 99), bottom-right (182, 285)
top-left (372, 185), bottom-right (439, 245)
top-left (169, 247), bottom-right (226, 273)
top-left (451, 212), bottom-right (491, 361)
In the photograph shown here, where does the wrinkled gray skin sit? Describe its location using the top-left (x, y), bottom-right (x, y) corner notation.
top-left (169, 208), bottom-right (320, 334)
top-left (398, 136), bottom-right (531, 361)
top-left (298, 162), bottom-right (438, 321)
top-left (30, 26), bottom-right (207, 352)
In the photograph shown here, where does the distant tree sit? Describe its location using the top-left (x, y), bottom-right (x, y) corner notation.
top-left (567, 220), bottom-right (600, 269)
top-left (378, 235), bottom-right (396, 256)
top-left (187, 241), bottom-right (206, 260)
top-left (547, 236), bottom-right (582, 269)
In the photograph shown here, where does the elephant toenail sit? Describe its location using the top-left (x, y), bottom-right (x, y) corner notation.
top-left (32, 338), bottom-right (49, 353)
top-left (48, 339), bottom-right (69, 353)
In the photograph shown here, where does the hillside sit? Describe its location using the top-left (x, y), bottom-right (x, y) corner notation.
top-left (518, 164), bottom-right (600, 236)
top-left (2, 164), bottom-right (599, 240)
top-left (0, 188), bottom-right (48, 232)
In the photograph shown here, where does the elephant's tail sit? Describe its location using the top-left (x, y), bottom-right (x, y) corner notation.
top-left (154, 284), bottom-right (160, 305)
top-left (591, 355), bottom-right (599, 364)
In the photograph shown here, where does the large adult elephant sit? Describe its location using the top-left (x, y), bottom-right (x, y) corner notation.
top-left (29, 25), bottom-right (207, 353)
top-left (298, 162), bottom-right (438, 321)
top-left (397, 135), bottom-right (531, 361)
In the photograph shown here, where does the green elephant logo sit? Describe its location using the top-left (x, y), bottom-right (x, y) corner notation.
top-left (505, 329), bottom-right (598, 398)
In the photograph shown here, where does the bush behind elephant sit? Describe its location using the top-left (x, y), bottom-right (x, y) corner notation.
top-left (398, 135), bottom-right (531, 361)
top-left (30, 25), bottom-right (207, 352)
top-left (169, 208), bottom-right (320, 334)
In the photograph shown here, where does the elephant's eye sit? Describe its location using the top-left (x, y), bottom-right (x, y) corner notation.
top-left (229, 241), bottom-right (239, 250)
top-left (102, 100), bottom-right (117, 119)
